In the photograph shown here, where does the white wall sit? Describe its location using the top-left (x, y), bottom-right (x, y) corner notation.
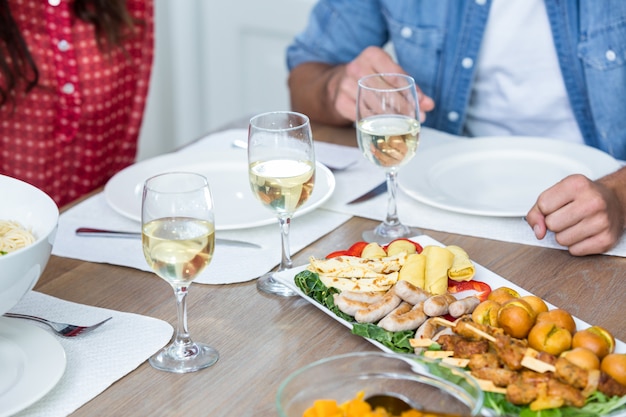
top-left (136, 0), bottom-right (315, 161)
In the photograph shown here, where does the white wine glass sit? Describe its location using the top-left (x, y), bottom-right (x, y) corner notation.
top-left (141, 172), bottom-right (219, 373)
top-left (248, 111), bottom-right (316, 296)
top-left (356, 73), bottom-right (421, 243)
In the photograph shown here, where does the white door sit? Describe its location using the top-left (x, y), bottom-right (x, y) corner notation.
top-left (138, 0), bottom-right (316, 160)
top-left (202, 0), bottom-right (316, 126)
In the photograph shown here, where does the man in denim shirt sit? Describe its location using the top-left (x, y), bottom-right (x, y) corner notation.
top-left (287, 0), bottom-right (626, 256)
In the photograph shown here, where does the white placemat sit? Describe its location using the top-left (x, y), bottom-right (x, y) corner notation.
top-left (53, 193), bottom-right (351, 284)
top-left (321, 127), bottom-right (626, 257)
top-left (9, 291), bottom-right (172, 417)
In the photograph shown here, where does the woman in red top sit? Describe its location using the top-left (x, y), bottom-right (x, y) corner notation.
top-left (0, 0), bottom-right (154, 207)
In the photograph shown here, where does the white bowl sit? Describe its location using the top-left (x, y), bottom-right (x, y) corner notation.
top-left (0, 175), bottom-right (58, 315)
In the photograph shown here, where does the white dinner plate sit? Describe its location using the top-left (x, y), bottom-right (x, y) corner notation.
top-left (104, 150), bottom-right (335, 229)
top-left (0, 317), bottom-right (66, 416)
top-left (399, 137), bottom-right (621, 217)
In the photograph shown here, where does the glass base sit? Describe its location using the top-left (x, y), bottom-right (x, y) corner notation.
top-left (149, 342), bottom-right (219, 373)
top-left (362, 222), bottom-right (420, 245)
top-left (257, 271), bottom-right (297, 297)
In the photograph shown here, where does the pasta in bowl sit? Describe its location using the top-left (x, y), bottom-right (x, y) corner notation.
top-left (0, 175), bottom-right (58, 315)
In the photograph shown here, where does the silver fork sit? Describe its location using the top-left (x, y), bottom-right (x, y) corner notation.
top-left (4, 313), bottom-right (112, 337)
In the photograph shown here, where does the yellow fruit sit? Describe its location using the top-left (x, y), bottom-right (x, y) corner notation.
top-left (497, 299), bottom-right (536, 339)
top-left (386, 239), bottom-right (418, 256)
top-left (488, 287), bottom-right (520, 305)
top-left (601, 354), bottom-right (626, 386)
top-left (528, 321), bottom-right (572, 356)
top-left (360, 242), bottom-right (386, 259)
top-left (561, 348), bottom-right (600, 371)
top-left (521, 295), bottom-right (549, 315)
top-left (572, 326), bottom-right (615, 359)
top-left (536, 309), bottom-right (577, 335)
top-left (471, 300), bottom-right (500, 327)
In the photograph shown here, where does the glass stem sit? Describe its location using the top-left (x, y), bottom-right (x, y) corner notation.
top-left (384, 169), bottom-right (401, 227)
top-left (172, 285), bottom-right (195, 357)
top-left (277, 215), bottom-right (293, 272)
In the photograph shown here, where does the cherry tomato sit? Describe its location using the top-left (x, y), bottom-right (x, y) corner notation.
top-left (325, 250), bottom-right (352, 259)
top-left (346, 241), bottom-right (369, 257)
top-left (382, 238), bottom-right (424, 254)
top-left (448, 279), bottom-right (492, 302)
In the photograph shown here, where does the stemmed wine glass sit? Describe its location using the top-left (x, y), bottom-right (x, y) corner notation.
top-left (248, 111), bottom-right (316, 296)
top-left (141, 172), bottom-right (219, 373)
top-left (356, 73), bottom-right (421, 243)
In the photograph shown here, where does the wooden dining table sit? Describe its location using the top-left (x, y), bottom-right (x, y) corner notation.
top-left (35, 123), bottom-right (626, 416)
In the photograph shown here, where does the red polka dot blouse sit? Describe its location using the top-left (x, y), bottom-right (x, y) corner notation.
top-left (0, 0), bottom-right (154, 207)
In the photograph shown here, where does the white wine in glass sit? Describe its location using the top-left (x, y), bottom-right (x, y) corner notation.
top-left (356, 73), bottom-right (421, 243)
top-left (142, 172), bottom-right (219, 373)
top-left (248, 111), bottom-right (315, 296)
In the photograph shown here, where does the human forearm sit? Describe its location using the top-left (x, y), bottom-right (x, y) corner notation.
top-left (288, 62), bottom-right (353, 126)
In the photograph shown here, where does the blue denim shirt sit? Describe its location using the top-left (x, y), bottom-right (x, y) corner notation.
top-left (287, 0), bottom-right (626, 160)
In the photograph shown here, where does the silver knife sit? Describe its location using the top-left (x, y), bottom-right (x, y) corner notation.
top-left (347, 182), bottom-right (387, 205)
top-left (75, 227), bottom-right (262, 249)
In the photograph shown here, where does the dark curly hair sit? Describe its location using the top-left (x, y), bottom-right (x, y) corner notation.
top-left (0, 0), bottom-right (136, 107)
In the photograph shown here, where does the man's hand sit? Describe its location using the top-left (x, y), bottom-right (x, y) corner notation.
top-left (526, 173), bottom-right (626, 256)
top-left (332, 46), bottom-right (435, 123)
top-left (288, 46), bottom-right (434, 126)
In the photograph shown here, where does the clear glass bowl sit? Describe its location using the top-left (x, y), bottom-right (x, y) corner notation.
top-left (276, 351), bottom-right (484, 416)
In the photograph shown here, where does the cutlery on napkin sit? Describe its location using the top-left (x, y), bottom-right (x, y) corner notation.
top-left (347, 182), bottom-right (387, 204)
top-left (75, 227), bottom-right (262, 249)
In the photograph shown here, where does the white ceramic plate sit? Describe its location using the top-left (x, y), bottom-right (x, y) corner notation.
top-left (273, 234), bottom-right (625, 355)
top-left (104, 150), bottom-right (335, 230)
top-left (399, 137), bottom-right (621, 217)
top-left (0, 317), bottom-right (66, 416)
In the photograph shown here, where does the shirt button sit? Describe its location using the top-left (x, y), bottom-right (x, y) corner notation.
top-left (48, 0), bottom-right (61, 6)
top-left (448, 111), bottom-right (459, 122)
top-left (58, 39), bottom-right (70, 52)
top-left (462, 57), bottom-right (474, 69)
top-left (400, 27), bottom-right (413, 38)
top-left (606, 49), bottom-right (616, 61)
top-left (475, 0), bottom-right (487, 5)
top-left (62, 83), bottom-right (75, 94)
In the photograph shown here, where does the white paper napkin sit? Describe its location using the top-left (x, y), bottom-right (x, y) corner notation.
top-left (9, 291), bottom-right (172, 417)
top-left (322, 127), bottom-right (626, 257)
top-left (53, 193), bottom-right (351, 284)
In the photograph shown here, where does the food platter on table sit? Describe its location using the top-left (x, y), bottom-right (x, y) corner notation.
top-left (274, 234), bottom-right (626, 417)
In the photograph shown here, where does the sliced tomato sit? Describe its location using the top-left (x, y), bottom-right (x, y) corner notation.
top-left (346, 241), bottom-right (369, 257)
top-left (448, 279), bottom-right (492, 302)
top-left (382, 238), bottom-right (424, 254)
top-left (325, 250), bottom-right (352, 259)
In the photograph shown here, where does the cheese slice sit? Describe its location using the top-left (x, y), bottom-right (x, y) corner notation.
top-left (308, 252), bottom-right (408, 275)
top-left (422, 246), bottom-right (454, 295)
top-left (318, 272), bottom-right (398, 292)
top-left (447, 245), bottom-right (476, 281)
